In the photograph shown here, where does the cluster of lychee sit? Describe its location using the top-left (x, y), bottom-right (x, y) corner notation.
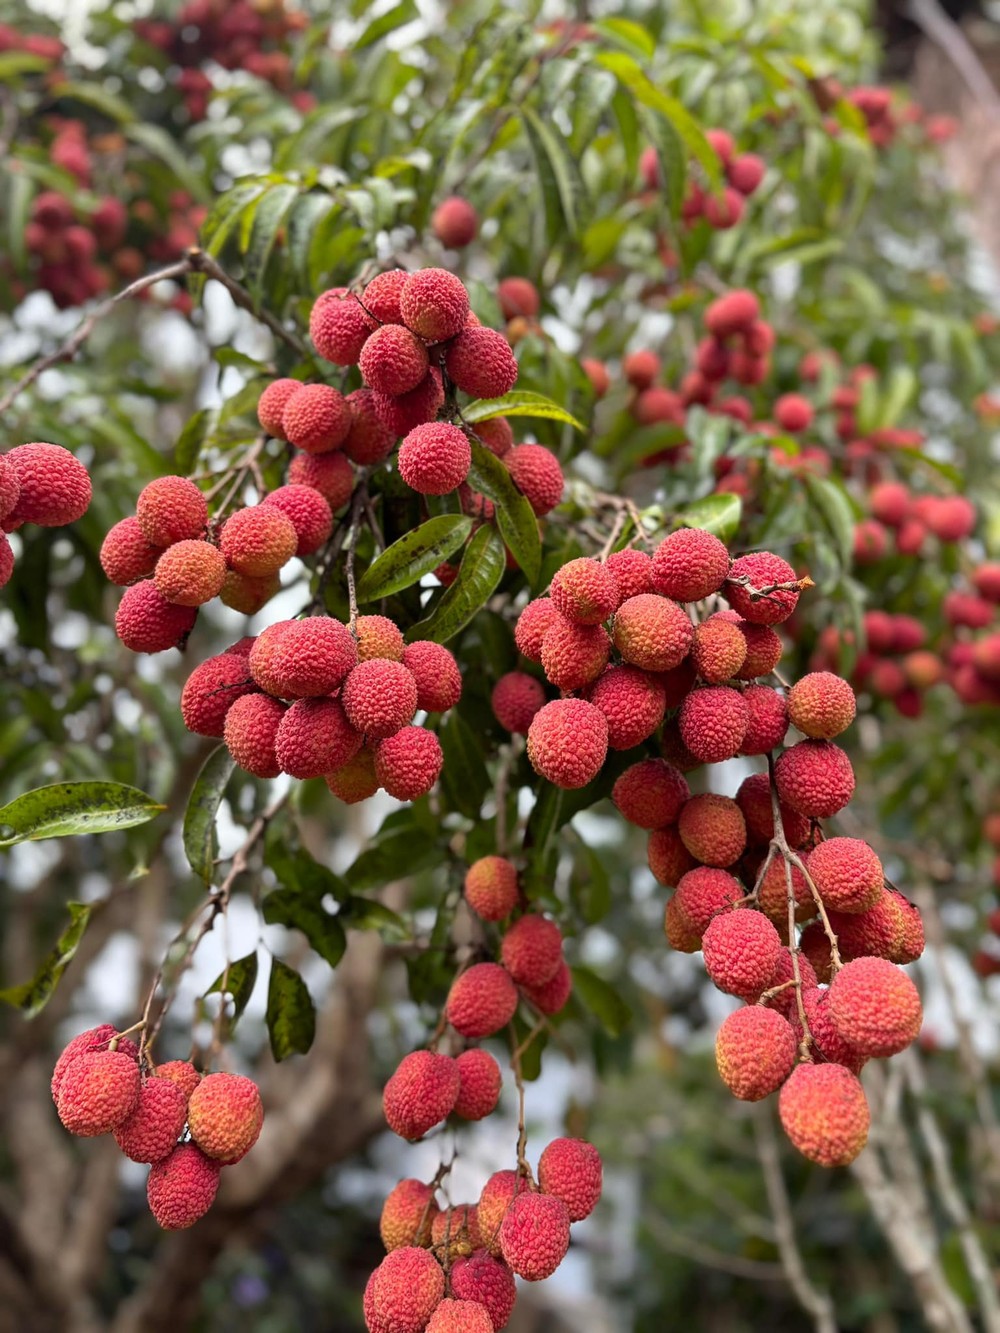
top-left (495, 526), bottom-right (925, 1168)
top-left (0, 442), bottom-right (93, 589)
top-left (51, 1024), bottom-right (262, 1229)
top-left (135, 0), bottom-right (311, 119)
top-left (368, 1133), bottom-right (601, 1331)
top-left (640, 127), bottom-right (766, 231)
top-left (102, 471), bottom-right (325, 651)
top-left (182, 615), bottom-right (458, 804)
top-left (855, 478), bottom-right (976, 566)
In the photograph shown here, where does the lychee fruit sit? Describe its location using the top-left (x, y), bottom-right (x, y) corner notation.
top-left (526, 698), bottom-right (608, 789)
top-left (287, 449), bottom-right (354, 509)
top-left (502, 443), bottom-right (564, 516)
top-left (715, 1006), bottom-right (797, 1100)
top-left (342, 659), bottom-right (418, 739)
top-left (368, 1246), bottom-right (446, 1333)
top-left (454, 1048), bottom-right (502, 1120)
top-left (257, 377), bottom-right (303, 438)
top-left (325, 747), bottom-right (380, 804)
top-left (677, 793), bottom-right (747, 867)
top-left (135, 474), bottom-right (207, 546)
top-left (679, 685), bottom-right (749, 762)
top-left (281, 383), bottom-right (351, 453)
top-left (540, 617), bottom-right (611, 692)
top-left (537, 1137), bottom-right (602, 1221)
top-left (465, 856), bottom-right (519, 922)
top-left (426, 1298), bottom-right (493, 1333)
top-left (223, 692), bottom-right (287, 778)
top-left (5, 441), bottom-right (92, 527)
top-left (450, 1250), bottom-right (517, 1330)
top-left (445, 326), bottom-right (519, 398)
top-left (309, 287), bottom-right (377, 365)
top-left (648, 828), bottom-right (698, 889)
top-left (432, 195), bottom-right (479, 248)
top-left (612, 594), bottom-right (693, 672)
top-left (701, 909), bottom-right (783, 999)
top-left (778, 1063), bottom-right (869, 1167)
top-left (739, 684), bottom-right (789, 755)
top-left (114, 1075), bottom-right (188, 1163)
top-left (262, 484), bottom-right (333, 556)
top-left (147, 1143), bottom-right (221, 1229)
top-left (380, 1178), bottom-right (439, 1251)
top-left (805, 838), bottom-right (882, 914)
top-left (550, 557), bottom-right (618, 625)
top-left (612, 758), bottom-right (690, 830)
top-left (383, 1051), bottom-right (460, 1140)
top-left (521, 958), bottom-right (573, 1016)
top-left (363, 268), bottom-right (409, 324)
top-left (373, 726), bottom-right (444, 801)
top-left (115, 580), bottom-right (197, 653)
top-left (826, 956), bottom-right (922, 1058)
top-left (401, 640), bottom-right (463, 713)
top-left (219, 504), bottom-right (297, 577)
top-left (57, 1049), bottom-right (140, 1136)
top-left (692, 616), bottom-right (748, 683)
top-left (180, 657), bottom-right (255, 735)
top-left (491, 671), bottom-right (546, 734)
top-left (726, 551), bottom-right (801, 625)
top-left (606, 547), bottom-right (653, 601)
top-left (499, 1192), bottom-right (570, 1281)
top-left (249, 617), bottom-right (358, 698)
top-left (501, 915), bottom-right (562, 987)
top-left (650, 528), bottom-right (730, 602)
top-left (514, 598), bottom-right (559, 662)
top-left (154, 539), bottom-right (226, 606)
top-left (787, 672), bottom-right (856, 739)
top-left (400, 268), bottom-right (470, 342)
top-left (187, 1071), bottom-right (263, 1164)
top-left (398, 422), bottom-right (471, 495)
top-left (446, 963), bottom-right (519, 1038)
top-left (275, 696), bottom-right (362, 778)
top-left (774, 740), bottom-right (855, 818)
top-left (100, 516), bottom-right (162, 585)
top-left (588, 665), bottom-right (666, 749)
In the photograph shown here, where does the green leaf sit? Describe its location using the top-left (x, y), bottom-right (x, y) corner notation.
top-left (466, 442), bottom-right (541, 586)
top-left (263, 890), bottom-right (346, 968)
top-left (594, 17), bottom-right (656, 59)
top-left (439, 711), bottom-right (491, 818)
top-left (0, 782), bottom-right (163, 846)
top-left (805, 475), bottom-right (856, 568)
top-left (343, 897), bottom-right (410, 940)
top-left (875, 366), bottom-right (917, 429)
top-left (244, 182), bottom-right (299, 303)
top-left (194, 180), bottom-right (268, 297)
top-left (0, 903), bottom-right (92, 1016)
top-left (641, 106), bottom-right (686, 218)
top-left (51, 79), bottom-right (136, 123)
top-left (520, 105), bottom-right (582, 242)
top-left (345, 822), bottom-right (439, 889)
top-left (355, 0), bottom-right (418, 50)
top-left (174, 407), bottom-right (219, 475)
top-left (675, 493), bottom-right (742, 543)
top-left (266, 958), bottom-right (316, 1061)
top-left (126, 122), bottom-right (210, 203)
top-left (6, 169), bottom-right (32, 269)
top-left (266, 842), bottom-right (350, 903)
top-left (0, 52), bottom-right (52, 79)
top-left (182, 746), bottom-right (234, 884)
top-left (595, 52), bottom-right (722, 189)
top-left (464, 390), bottom-right (583, 431)
top-left (204, 952), bottom-right (258, 1029)
top-left (405, 524), bottom-right (506, 645)
top-left (286, 192), bottom-right (335, 287)
top-left (357, 515), bottom-right (473, 602)
top-left (572, 965), bottom-right (632, 1036)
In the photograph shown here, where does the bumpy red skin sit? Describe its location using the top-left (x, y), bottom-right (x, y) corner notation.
top-left (728, 152), bottom-right (766, 195)
top-left (736, 773), bottom-right (811, 848)
top-left (360, 324), bottom-right (430, 397)
top-left (155, 1060), bottom-right (201, 1101)
top-left (465, 856), bottom-right (520, 922)
top-left (380, 1178), bottom-right (439, 1251)
top-left (501, 914), bottom-right (562, 987)
top-left (154, 539), bottom-right (227, 606)
top-left (806, 837), bottom-right (883, 914)
top-left (275, 697), bottom-right (362, 778)
top-left (288, 450), bottom-right (354, 509)
top-left (262, 484), bottom-right (333, 556)
top-left (622, 349), bottom-right (660, 389)
top-left (114, 1076), bottom-right (188, 1163)
top-left (612, 594), bottom-right (693, 672)
top-left (537, 1137), bottom-right (602, 1221)
top-left (492, 671), bottom-right (546, 734)
top-left (735, 620), bottom-right (783, 679)
top-left (373, 369), bottom-right (446, 436)
top-left (326, 748), bottom-right (380, 804)
top-left (342, 659), bottom-right (418, 740)
top-left (223, 693), bottom-right (287, 778)
top-left (787, 672), bottom-right (857, 739)
top-left (498, 276), bottom-right (540, 320)
top-left (499, 1192), bottom-right (570, 1281)
top-left (774, 740), bottom-right (855, 819)
top-left (398, 421), bottom-right (472, 495)
top-left (309, 287), bottom-right (377, 365)
top-left (257, 378), bottom-right (303, 439)
top-left (725, 551), bottom-right (800, 625)
top-left (446, 963), bottom-right (519, 1038)
top-left (57, 1049), bottom-right (141, 1136)
top-left (514, 598), bottom-right (559, 662)
top-left (136, 475), bottom-right (207, 546)
top-left (341, 388), bottom-right (397, 466)
top-left (503, 443), bottom-right (564, 516)
top-left (5, 442), bottom-right (92, 527)
top-left (692, 617), bottom-right (748, 683)
top-left (401, 268), bottom-right (470, 342)
top-left (827, 956), bottom-right (922, 1057)
top-left (354, 615), bottom-right (405, 662)
top-left (612, 758), bottom-right (690, 831)
top-left (651, 528), bottom-right (730, 601)
top-left (181, 652), bottom-right (257, 737)
top-left (740, 684), bottom-right (789, 755)
top-left (219, 505), bottom-right (298, 577)
top-left (374, 726), bottom-right (443, 801)
top-left (383, 1050), bottom-right (461, 1139)
top-left (606, 548), bottom-right (653, 601)
top-left (756, 855), bottom-right (813, 924)
top-left (764, 950), bottom-right (818, 1020)
top-left (220, 570), bottom-right (279, 615)
top-left (475, 417), bottom-right (514, 457)
top-left (370, 1246), bottom-right (446, 1333)
top-left (540, 617), bottom-right (611, 691)
top-left (450, 1251), bottom-right (517, 1330)
top-left (432, 195), bottom-right (479, 247)
top-left (401, 641), bottom-right (462, 712)
top-left (588, 665), bottom-right (666, 749)
top-left (147, 1144), bottom-right (221, 1230)
top-left (677, 794), bottom-right (747, 867)
top-left (426, 1299), bottom-right (493, 1333)
top-left (774, 394), bottom-right (814, 432)
top-left (115, 580), bottom-right (198, 653)
top-left (800, 988), bottom-right (867, 1075)
top-left (550, 557), bottom-right (619, 625)
top-left (282, 383), bottom-right (352, 454)
top-left (249, 618), bottom-right (358, 698)
top-left (581, 357), bottom-right (610, 397)
top-left (715, 1007), bottom-right (797, 1100)
top-left (100, 516), bottom-right (163, 585)
top-left (51, 1026), bottom-right (136, 1104)
top-left (665, 867), bottom-right (744, 950)
top-left (0, 454), bottom-right (21, 522)
top-left (187, 1071), bottom-right (263, 1164)
top-left (679, 686), bottom-right (749, 763)
top-left (704, 290), bottom-right (759, 338)
top-left (778, 1063), bottom-right (870, 1167)
top-left (0, 533), bottom-right (12, 587)
top-left (454, 1048), bottom-right (503, 1120)
top-left (363, 269), bottom-right (409, 324)
top-left (445, 326), bottom-right (519, 397)
top-left (526, 698), bottom-right (609, 789)
top-left (701, 909), bottom-right (783, 999)
top-left (522, 956), bottom-right (572, 1014)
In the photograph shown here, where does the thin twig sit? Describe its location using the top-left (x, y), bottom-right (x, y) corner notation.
top-left (767, 754), bottom-right (813, 1055)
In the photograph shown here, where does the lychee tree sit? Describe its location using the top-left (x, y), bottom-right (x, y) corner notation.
top-left (0, 1), bottom-right (998, 1331)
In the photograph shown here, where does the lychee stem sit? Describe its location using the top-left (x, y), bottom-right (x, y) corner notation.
top-left (766, 753), bottom-right (814, 1059)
